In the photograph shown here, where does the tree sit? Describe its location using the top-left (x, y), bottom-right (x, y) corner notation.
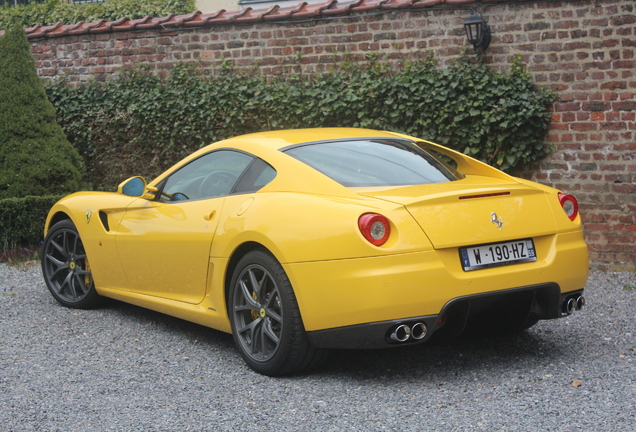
top-left (0, 23), bottom-right (83, 199)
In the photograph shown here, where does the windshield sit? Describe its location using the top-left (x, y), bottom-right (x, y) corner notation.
top-left (284, 139), bottom-right (458, 187)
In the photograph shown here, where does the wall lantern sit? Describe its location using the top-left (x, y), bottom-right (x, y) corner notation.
top-left (463, 9), bottom-right (491, 52)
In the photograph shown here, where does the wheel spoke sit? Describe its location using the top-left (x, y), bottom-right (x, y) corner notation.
top-left (248, 269), bottom-right (263, 300)
top-left (266, 309), bottom-right (282, 325)
top-left (49, 265), bottom-right (69, 281)
top-left (45, 254), bottom-right (69, 280)
top-left (259, 323), bottom-right (269, 356)
top-left (62, 232), bottom-right (71, 257)
top-left (60, 271), bottom-right (76, 298)
top-left (238, 280), bottom-right (260, 310)
top-left (237, 318), bottom-right (261, 354)
top-left (72, 273), bottom-right (88, 296)
top-left (75, 268), bottom-right (91, 276)
top-left (234, 303), bottom-right (257, 313)
top-left (262, 320), bottom-right (280, 345)
top-left (72, 235), bottom-right (82, 256)
top-left (50, 238), bottom-right (68, 259)
top-left (45, 253), bottom-right (66, 268)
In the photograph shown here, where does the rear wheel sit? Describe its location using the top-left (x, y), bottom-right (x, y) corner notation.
top-left (229, 250), bottom-right (326, 376)
top-left (41, 219), bottom-right (102, 309)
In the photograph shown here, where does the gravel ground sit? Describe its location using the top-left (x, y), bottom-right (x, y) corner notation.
top-left (1, 264), bottom-right (634, 432)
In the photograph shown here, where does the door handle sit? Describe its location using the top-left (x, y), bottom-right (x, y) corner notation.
top-left (203, 210), bottom-right (216, 221)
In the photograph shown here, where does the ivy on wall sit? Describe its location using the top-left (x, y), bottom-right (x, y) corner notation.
top-left (45, 54), bottom-right (556, 191)
top-left (0, 0), bottom-right (195, 29)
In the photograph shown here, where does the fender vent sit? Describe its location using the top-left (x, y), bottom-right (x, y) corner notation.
top-left (99, 211), bottom-right (110, 231)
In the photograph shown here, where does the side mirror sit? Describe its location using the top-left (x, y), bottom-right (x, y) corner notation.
top-left (118, 176), bottom-right (157, 199)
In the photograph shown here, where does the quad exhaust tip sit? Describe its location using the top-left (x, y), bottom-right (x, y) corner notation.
top-left (411, 322), bottom-right (427, 340)
top-left (389, 322), bottom-right (427, 343)
top-left (576, 295), bottom-right (586, 310)
top-left (563, 295), bottom-right (586, 315)
top-left (390, 324), bottom-right (411, 342)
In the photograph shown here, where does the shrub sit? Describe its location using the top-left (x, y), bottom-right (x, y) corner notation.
top-left (0, 195), bottom-right (62, 247)
top-left (46, 55), bottom-right (555, 190)
top-left (0, 23), bottom-right (84, 199)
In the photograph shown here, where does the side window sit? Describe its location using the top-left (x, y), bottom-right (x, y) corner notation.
top-left (233, 159), bottom-right (277, 194)
top-left (160, 150), bottom-right (253, 202)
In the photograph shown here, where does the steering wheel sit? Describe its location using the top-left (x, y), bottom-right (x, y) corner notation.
top-left (160, 190), bottom-right (190, 201)
top-left (198, 171), bottom-right (237, 198)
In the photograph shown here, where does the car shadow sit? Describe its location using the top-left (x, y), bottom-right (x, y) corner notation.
top-left (306, 326), bottom-right (579, 382)
top-left (90, 297), bottom-right (236, 350)
top-left (79, 298), bottom-right (582, 381)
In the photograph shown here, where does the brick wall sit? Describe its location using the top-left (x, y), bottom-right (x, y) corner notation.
top-left (27, 0), bottom-right (636, 270)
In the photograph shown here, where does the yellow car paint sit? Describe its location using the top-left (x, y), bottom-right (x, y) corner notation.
top-left (43, 128), bottom-right (589, 340)
top-left (116, 197), bottom-right (222, 304)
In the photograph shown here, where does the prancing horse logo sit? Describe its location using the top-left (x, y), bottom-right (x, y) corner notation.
top-left (490, 212), bottom-right (504, 230)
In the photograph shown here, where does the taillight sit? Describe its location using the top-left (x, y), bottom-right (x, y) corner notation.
top-left (558, 193), bottom-right (579, 221)
top-left (358, 213), bottom-right (391, 246)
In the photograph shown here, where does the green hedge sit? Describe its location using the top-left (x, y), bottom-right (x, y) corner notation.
top-left (0, 0), bottom-right (196, 30)
top-left (0, 195), bottom-right (62, 247)
top-left (46, 54), bottom-right (556, 190)
top-left (1, 53), bottom-right (555, 249)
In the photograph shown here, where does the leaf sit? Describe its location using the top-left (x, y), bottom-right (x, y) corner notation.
top-left (44, 51), bottom-right (554, 189)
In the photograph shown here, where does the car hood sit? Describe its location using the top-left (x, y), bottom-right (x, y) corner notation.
top-left (352, 176), bottom-right (557, 249)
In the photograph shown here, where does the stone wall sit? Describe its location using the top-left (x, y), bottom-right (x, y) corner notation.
top-left (26, 0), bottom-right (636, 270)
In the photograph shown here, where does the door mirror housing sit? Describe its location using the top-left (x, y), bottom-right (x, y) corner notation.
top-left (118, 176), bottom-right (157, 199)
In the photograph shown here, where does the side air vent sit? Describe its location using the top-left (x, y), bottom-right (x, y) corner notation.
top-left (99, 211), bottom-right (110, 232)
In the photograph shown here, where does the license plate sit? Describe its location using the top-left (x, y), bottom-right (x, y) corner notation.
top-left (460, 239), bottom-right (536, 271)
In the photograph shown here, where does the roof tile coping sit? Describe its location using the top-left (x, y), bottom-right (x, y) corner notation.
top-left (0, 0), bottom-right (524, 39)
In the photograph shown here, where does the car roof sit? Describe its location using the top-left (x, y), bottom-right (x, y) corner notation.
top-left (148, 128), bottom-right (413, 199)
top-left (215, 128), bottom-right (406, 151)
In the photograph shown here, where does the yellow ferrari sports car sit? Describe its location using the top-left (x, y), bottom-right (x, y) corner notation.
top-left (42, 128), bottom-right (588, 376)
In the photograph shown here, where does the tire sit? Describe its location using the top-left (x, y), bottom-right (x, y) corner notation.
top-left (41, 219), bottom-right (102, 309)
top-left (228, 250), bottom-right (327, 376)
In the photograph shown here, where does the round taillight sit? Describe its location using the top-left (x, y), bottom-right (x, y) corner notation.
top-left (358, 213), bottom-right (391, 246)
top-left (558, 193), bottom-right (579, 221)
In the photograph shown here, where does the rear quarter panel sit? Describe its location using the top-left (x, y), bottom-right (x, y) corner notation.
top-left (211, 192), bottom-right (434, 264)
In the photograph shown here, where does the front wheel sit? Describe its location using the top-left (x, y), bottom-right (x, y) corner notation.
top-left (41, 219), bottom-right (102, 309)
top-left (229, 250), bottom-right (326, 376)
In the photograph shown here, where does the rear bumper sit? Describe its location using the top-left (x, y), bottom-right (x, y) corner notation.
top-left (308, 284), bottom-right (585, 349)
top-left (286, 231), bottom-right (589, 333)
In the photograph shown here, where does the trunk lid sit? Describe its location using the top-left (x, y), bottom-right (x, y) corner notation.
top-left (353, 176), bottom-right (557, 249)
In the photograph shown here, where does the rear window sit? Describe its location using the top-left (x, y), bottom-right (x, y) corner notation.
top-left (284, 139), bottom-right (458, 187)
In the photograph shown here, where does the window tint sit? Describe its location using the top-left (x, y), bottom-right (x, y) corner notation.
top-left (160, 150), bottom-right (253, 201)
top-left (284, 139), bottom-right (458, 187)
top-left (233, 159), bottom-right (277, 194)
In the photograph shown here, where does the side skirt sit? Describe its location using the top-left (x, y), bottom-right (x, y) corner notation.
top-left (97, 286), bottom-right (232, 333)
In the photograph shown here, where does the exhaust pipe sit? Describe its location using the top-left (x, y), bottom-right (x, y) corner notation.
top-left (562, 295), bottom-right (586, 315)
top-left (575, 295), bottom-right (586, 311)
top-left (411, 323), bottom-right (427, 340)
top-left (563, 297), bottom-right (576, 314)
top-left (390, 324), bottom-right (411, 342)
